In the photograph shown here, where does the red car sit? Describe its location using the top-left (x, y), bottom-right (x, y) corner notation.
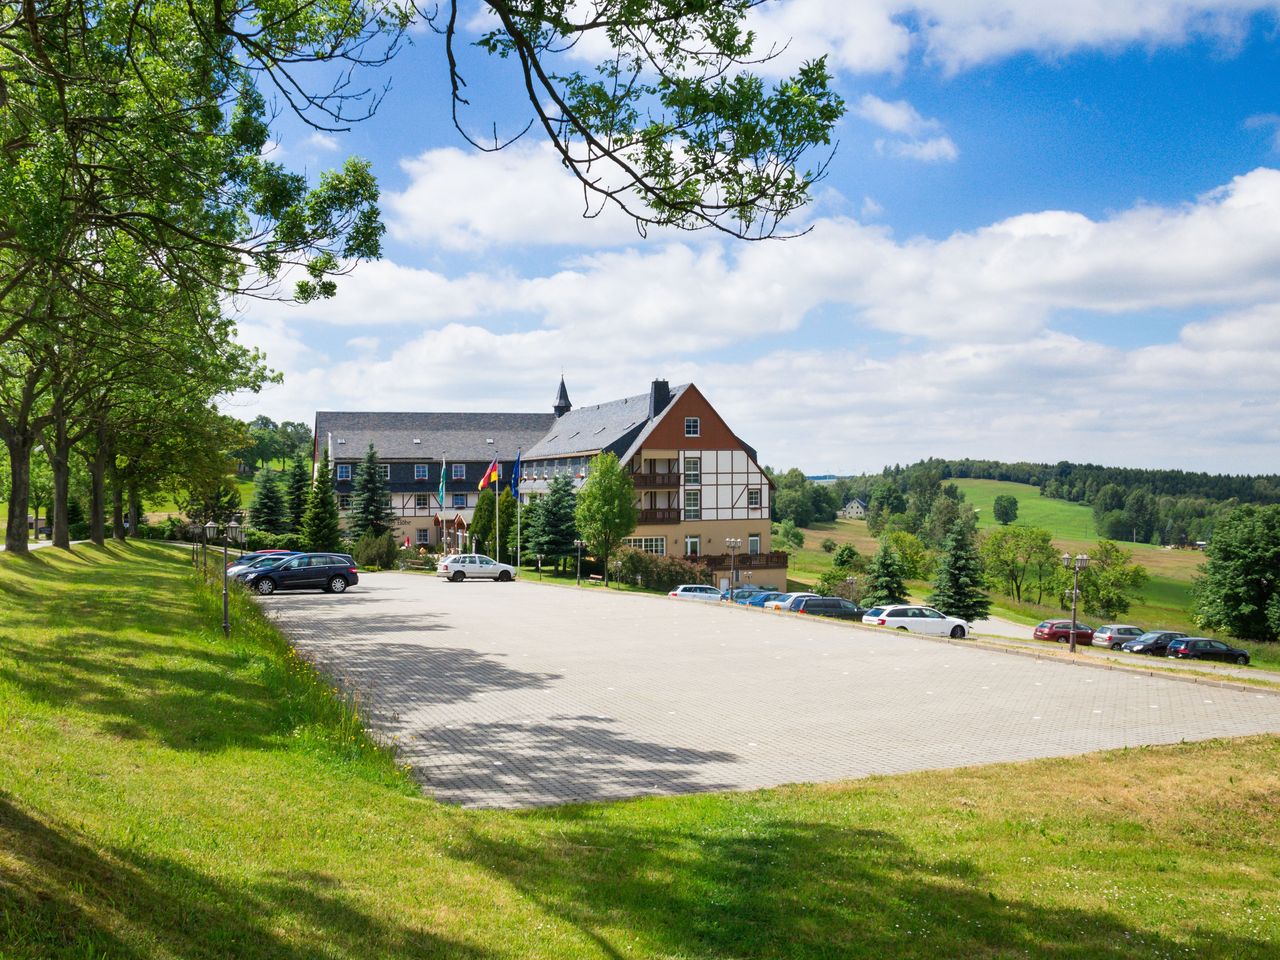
top-left (1033, 619), bottom-right (1095, 644)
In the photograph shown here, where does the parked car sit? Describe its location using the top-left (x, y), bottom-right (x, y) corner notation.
top-left (1033, 619), bottom-right (1095, 644)
top-left (436, 554), bottom-right (517, 582)
top-left (791, 597), bottom-right (867, 620)
top-left (723, 586), bottom-right (767, 602)
top-left (763, 592), bottom-right (819, 610)
top-left (668, 584), bottom-right (722, 602)
top-left (1120, 631), bottom-right (1188, 656)
top-left (226, 549), bottom-right (294, 569)
top-left (862, 605), bottom-right (971, 638)
top-left (1166, 637), bottom-right (1251, 665)
top-left (1092, 624), bottom-right (1145, 649)
top-left (245, 553), bottom-right (358, 595)
top-left (744, 591), bottom-right (788, 608)
top-left (228, 552), bottom-right (300, 578)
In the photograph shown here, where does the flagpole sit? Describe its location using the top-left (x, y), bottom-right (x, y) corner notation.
top-left (495, 458), bottom-right (500, 565)
top-left (515, 448), bottom-right (521, 573)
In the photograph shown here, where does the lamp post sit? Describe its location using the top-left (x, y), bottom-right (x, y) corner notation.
top-left (845, 575), bottom-right (857, 603)
top-left (1061, 552), bottom-right (1090, 654)
top-left (203, 520), bottom-right (217, 577)
top-left (574, 539), bottom-right (586, 586)
top-left (725, 537), bottom-right (742, 589)
top-left (536, 553), bottom-right (544, 581)
top-left (222, 518), bottom-right (242, 638)
top-left (611, 559), bottom-right (621, 588)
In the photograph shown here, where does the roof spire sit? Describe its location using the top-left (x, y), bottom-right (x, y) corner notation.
top-left (553, 375), bottom-right (572, 418)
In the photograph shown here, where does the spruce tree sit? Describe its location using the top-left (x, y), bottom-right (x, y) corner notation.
top-left (928, 522), bottom-right (991, 623)
top-left (528, 475), bottom-right (578, 573)
top-left (863, 543), bottom-right (908, 607)
top-left (301, 452), bottom-right (342, 552)
top-left (349, 443), bottom-right (397, 540)
top-left (285, 455), bottom-right (311, 532)
top-left (247, 469), bottom-right (288, 534)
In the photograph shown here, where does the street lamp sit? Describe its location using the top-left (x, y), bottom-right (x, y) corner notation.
top-left (1061, 552), bottom-right (1090, 654)
top-left (574, 539), bottom-right (586, 586)
top-left (725, 537), bottom-right (742, 589)
top-left (536, 553), bottom-right (544, 581)
top-left (202, 520), bottom-right (217, 577)
top-left (222, 518), bottom-right (242, 638)
top-left (611, 558), bottom-right (621, 588)
top-left (845, 575), bottom-right (857, 603)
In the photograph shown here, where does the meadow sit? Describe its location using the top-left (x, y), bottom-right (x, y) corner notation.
top-left (3, 543), bottom-right (1279, 958)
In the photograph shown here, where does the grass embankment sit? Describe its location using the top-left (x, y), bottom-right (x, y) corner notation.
top-left (144, 472), bottom-right (262, 520)
top-left (4, 545), bottom-right (1280, 958)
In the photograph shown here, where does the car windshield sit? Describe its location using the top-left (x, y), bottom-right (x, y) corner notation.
top-left (864, 608), bottom-right (883, 617)
top-left (249, 555), bottom-right (288, 569)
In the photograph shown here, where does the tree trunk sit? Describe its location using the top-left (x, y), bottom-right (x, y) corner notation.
top-left (3, 435), bottom-right (35, 554)
top-left (48, 404), bottom-right (73, 549)
top-left (128, 487), bottom-right (141, 537)
top-left (86, 450), bottom-right (107, 546)
top-left (111, 469), bottom-right (126, 541)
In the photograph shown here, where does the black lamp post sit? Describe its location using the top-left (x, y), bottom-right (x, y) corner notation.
top-left (222, 518), bottom-right (242, 638)
top-left (574, 539), bottom-right (586, 586)
top-left (725, 537), bottom-right (742, 589)
top-left (1061, 552), bottom-right (1090, 654)
top-left (203, 520), bottom-right (217, 577)
top-left (845, 575), bottom-right (857, 603)
top-left (536, 553), bottom-right (544, 581)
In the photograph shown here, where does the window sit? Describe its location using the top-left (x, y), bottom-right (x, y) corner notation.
top-left (414, 464), bottom-right (428, 480)
top-left (622, 537), bottom-right (666, 555)
top-left (416, 529), bottom-right (431, 545)
top-left (451, 493), bottom-right (467, 509)
top-left (685, 535), bottom-right (700, 557)
top-left (335, 463), bottom-right (352, 480)
top-left (684, 416), bottom-right (700, 437)
top-left (337, 494), bottom-right (352, 510)
top-left (415, 494), bottom-right (431, 510)
top-left (748, 534), bottom-right (760, 555)
top-left (684, 489), bottom-right (701, 520)
top-left (683, 457), bottom-right (700, 485)
top-left (452, 463), bottom-right (465, 479)
top-left (378, 464), bottom-right (390, 481)
top-left (383, 494), bottom-right (393, 508)
top-left (747, 488), bottom-right (761, 508)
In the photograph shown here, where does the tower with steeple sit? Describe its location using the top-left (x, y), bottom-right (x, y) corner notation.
top-left (553, 376), bottom-right (572, 418)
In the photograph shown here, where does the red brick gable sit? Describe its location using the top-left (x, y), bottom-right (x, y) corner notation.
top-left (642, 384), bottom-right (743, 450)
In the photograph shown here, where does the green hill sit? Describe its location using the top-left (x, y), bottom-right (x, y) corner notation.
top-left (951, 478), bottom-right (1097, 540)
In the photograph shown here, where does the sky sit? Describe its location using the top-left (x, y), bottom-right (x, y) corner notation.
top-left (230, 1), bottom-right (1280, 476)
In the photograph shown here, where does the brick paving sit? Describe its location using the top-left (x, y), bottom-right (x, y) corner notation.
top-left (265, 573), bottom-right (1280, 808)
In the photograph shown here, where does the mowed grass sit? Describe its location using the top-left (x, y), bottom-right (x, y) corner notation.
top-left (144, 472), bottom-right (262, 519)
top-left (952, 478), bottom-right (1099, 540)
top-left (4, 545), bottom-right (1280, 958)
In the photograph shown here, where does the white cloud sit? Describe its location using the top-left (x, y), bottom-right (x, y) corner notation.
top-left (749, 1), bottom-right (1280, 76)
top-left (876, 135), bottom-right (959, 162)
top-left (306, 132), bottom-right (340, 152)
top-left (857, 95), bottom-right (958, 162)
top-left (233, 167), bottom-right (1280, 472)
top-left (860, 196), bottom-right (885, 220)
top-left (1246, 113), bottom-right (1280, 151)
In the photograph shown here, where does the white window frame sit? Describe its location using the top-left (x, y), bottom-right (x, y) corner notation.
top-left (378, 464), bottom-right (390, 481)
top-left (684, 489), bottom-right (701, 520)
top-left (382, 493), bottom-right (393, 508)
top-left (748, 534), bottom-right (761, 555)
top-left (414, 493), bottom-right (431, 510)
top-left (337, 494), bottom-right (352, 510)
top-left (685, 535), bottom-right (700, 557)
top-left (416, 528), bottom-right (431, 545)
top-left (622, 536), bottom-right (666, 555)
top-left (414, 464), bottom-right (428, 480)
top-left (684, 457), bottom-right (700, 485)
top-left (335, 463), bottom-right (352, 481)
top-left (452, 463), bottom-right (466, 480)
top-left (747, 488), bottom-right (761, 508)
top-left (451, 493), bottom-right (467, 509)
top-left (684, 416), bottom-right (700, 437)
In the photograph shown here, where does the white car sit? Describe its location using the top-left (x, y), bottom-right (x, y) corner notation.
top-left (436, 553), bottom-right (517, 582)
top-left (668, 584), bottom-right (722, 602)
top-left (862, 604), bottom-right (970, 638)
top-left (763, 592), bottom-right (819, 610)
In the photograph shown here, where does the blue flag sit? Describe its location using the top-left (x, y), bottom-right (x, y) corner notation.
top-left (510, 450), bottom-right (522, 497)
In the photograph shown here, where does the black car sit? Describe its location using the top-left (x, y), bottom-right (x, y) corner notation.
top-left (1166, 637), bottom-right (1250, 665)
top-left (1120, 631), bottom-right (1188, 656)
top-left (792, 597), bottom-right (867, 620)
top-left (246, 553), bottom-right (359, 595)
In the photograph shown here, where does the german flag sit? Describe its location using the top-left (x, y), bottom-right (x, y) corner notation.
top-left (477, 458), bottom-right (499, 490)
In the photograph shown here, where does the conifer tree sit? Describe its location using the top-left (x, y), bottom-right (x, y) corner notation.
top-left (349, 443), bottom-right (396, 540)
top-left (527, 475), bottom-right (578, 573)
top-left (928, 522), bottom-right (991, 623)
top-left (285, 455), bottom-right (311, 532)
top-left (301, 452), bottom-right (342, 552)
top-left (863, 543), bottom-right (908, 607)
top-left (247, 469), bottom-right (288, 534)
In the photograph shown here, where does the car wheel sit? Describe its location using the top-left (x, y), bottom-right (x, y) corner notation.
top-left (1111, 642), bottom-right (1122, 650)
top-left (255, 578), bottom-right (275, 596)
top-left (327, 576), bottom-right (348, 594)
top-left (1234, 654), bottom-right (1248, 665)
top-left (451, 571), bottom-right (465, 582)
top-left (498, 570), bottom-right (512, 582)
top-left (896, 626), bottom-right (908, 631)
top-left (949, 625), bottom-right (966, 638)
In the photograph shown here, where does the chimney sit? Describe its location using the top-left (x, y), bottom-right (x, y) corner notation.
top-left (648, 379), bottom-right (671, 420)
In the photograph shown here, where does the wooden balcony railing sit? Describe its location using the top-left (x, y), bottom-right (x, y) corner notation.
top-left (631, 472), bottom-right (681, 489)
top-left (692, 551), bottom-right (789, 569)
top-left (637, 508), bottom-right (682, 524)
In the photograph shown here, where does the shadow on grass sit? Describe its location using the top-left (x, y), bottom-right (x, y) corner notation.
top-left (457, 810), bottom-right (1268, 960)
top-left (0, 794), bottom-right (481, 960)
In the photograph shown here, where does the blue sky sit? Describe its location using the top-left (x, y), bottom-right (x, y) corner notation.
top-left (234, 2), bottom-right (1280, 474)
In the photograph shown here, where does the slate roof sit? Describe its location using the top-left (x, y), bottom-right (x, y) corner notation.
top-left (314, 411), bottom-right (556, 462)
top-left (524, 384), bottom-right (691, 460)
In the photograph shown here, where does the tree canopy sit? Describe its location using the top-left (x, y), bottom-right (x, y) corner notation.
top-left (1193, 504), bottom-right (1280, 641)
top-left (575, 453), bottom-right (638, 584)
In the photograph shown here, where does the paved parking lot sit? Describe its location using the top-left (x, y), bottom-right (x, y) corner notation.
top-left (265, 573), bottom-right (1280, 808)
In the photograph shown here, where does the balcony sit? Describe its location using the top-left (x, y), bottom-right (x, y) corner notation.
top-left (693, 551), bottom-right (789, 569)
top-left (637, 508), bottom-right (681, 525)
top-left (631, 472), bottom-right (681, 489)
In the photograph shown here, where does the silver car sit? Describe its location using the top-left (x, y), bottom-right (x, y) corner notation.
top-left (1092, 624), bottom-right (1145, 649)
top-left (668, 584), bottom-right (722, 602)
top-left (436, 553), bottom-right (517, 582)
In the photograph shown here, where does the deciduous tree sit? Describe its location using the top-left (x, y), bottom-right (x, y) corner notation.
top-left (1193, 504), bottom-right (1280, 640)
top-left (993, 494), bottom-right (1019, 525)
top-left (575, 453), bottom-right (638, 585)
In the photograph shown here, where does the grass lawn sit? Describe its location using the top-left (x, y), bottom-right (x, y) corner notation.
top-left (4, 544), bottom-right (1280, 958)
top-left (145, 473), bottom-right (263, 519)
top-left (952, 478), bottom-right (1099, 539)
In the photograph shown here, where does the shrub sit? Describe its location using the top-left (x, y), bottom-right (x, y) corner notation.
top-left (242, 528), bottom-right (304, 552)
top-left (821, 537), bottom-right (837, 553)
top-left (69, 521), bottom-right (90, 541)
top-left (353, 531), bottom-right (399, 570)
top-left (615, 546), bottom-right (713, 592)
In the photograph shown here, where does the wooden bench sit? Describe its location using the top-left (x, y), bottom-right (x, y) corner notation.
top-left (588, 574), bottom-right (604, 583)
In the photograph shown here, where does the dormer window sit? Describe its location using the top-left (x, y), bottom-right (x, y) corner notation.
top-left (684, 417), bottom-right (700, 437)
